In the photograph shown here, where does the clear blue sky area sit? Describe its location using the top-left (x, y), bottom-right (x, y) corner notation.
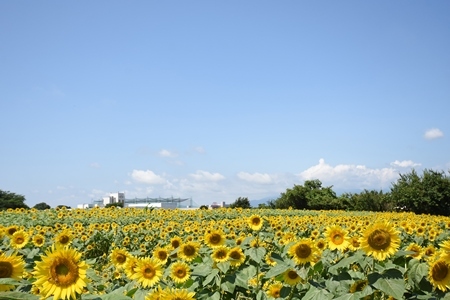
top-left (1, 1), bottom-right (449, 207)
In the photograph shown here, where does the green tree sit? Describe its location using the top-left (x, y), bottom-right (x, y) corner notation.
top-left (33, 202), bottom-right (51, 210)
top-left (274, 179), bottom-right (338, 210)
top-left (390, 169), bottom-right (450, 216)
top-left (229, 197), bottom-right (251, 209)
top-left (338, 190), bottom-right (392, 212)
top-left (0, 189), bottom-right (29, 210)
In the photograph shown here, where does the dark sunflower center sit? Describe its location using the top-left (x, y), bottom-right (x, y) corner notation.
top-left (143, 266), bottom-right (155, 279)
top-left (157, 251), bottom-right (167, 260)
top-left (59, 236), bottom-right (70, 244)
top-left (368, 229), bottom-right (391, 250)
top-left (175, 268), bottom-right (186, 278)
top-left (252, 218), bottom-right (261, 225)
top-left (210, 234), bottom-right (221, 244)
top-left (15, 237), bottom-right (24, 244)
top-left (172, 240), bottom-right (180, 248)
top-left (287, 270), bottom-right (298, 279)
top-left (295, 244), bottom-right (312, 258)
top-left (116, 254), bottom-right (126, 264)
top-left (183, 245), bottom-right (195, 256)
top-left (432, 261), bottom-right (449, 281)
top-left (50, 258), bottom-right (79, 287)
top-left (332, 233), bottom-right (343, 244)
top-left (230, 251), bottom-right (241, 260)
top-left (215, 250), bottom-right (227, 259)
top-left (0, 261), bottom-right (13, 278)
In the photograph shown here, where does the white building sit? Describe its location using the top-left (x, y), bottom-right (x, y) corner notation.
top-left (103, 192), bottom-right (125, 206)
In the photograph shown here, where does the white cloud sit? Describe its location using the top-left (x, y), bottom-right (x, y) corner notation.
top-left (131, 170), bottom-right (166, 185)
top-left (298, 159), bottom-right (399, 189)
top-left (90, 162), bottom-right (101, 169)
top-left (424, 128), bottom-right (444, 140)
top-left (237, 172), bottom-right (273, 184)
top-left (159, 149), bottom-right (177, 157)
top-left (390, 160), bottom-right (421, 168)
top-left (189, 170), bottom-right (225, 182)
top-left (193, 146), bottom-right (205, 154)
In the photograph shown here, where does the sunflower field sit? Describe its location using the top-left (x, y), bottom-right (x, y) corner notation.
top-left (1, 207), bottom-right (450, 300)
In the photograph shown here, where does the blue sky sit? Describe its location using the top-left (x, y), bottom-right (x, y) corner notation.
top-left (1, 1), bottom-right (449, 208)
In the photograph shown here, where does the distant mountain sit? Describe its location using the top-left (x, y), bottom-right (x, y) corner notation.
top-left (250, 196), bottom-right (278, 207)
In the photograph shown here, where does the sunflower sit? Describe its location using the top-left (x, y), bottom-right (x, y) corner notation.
top-left (170, 261), bottom-right (191, 284)
top-left (405, 243), bottom-right (423, 260)
top-left (283, 269), bottom-right (302, 285)
top-left (212, 246), bottom-right (230, 263)
top-left (248, 215), bottom-right (264, 231)
top-left (266, 282), bottom-right (283, 298)
top-left (124, 255), bottom-right (139, 279)
top-left (152, 247), bottom-right (169, 265)
top-left (360, 222), bottom-right (400, 261)
top-left (325, 225), bottom-right (350, 251)
top-left (0, 252), bottom-right (25, 292)
top-left (163, 288), bottom-right (196, 300)
top-left (54, 229), bottom-right (73, 247)
top-left (204, 230), bottom-right (226, 248)
top-left (288, 238), bottom-right (319, 265)
top-left (348, 236), bottom-right (361, 251)
top-left (428, 259), bottom-right (450, 292)
top-left (130, 257), bottom-right (163, 288)
top-left (33, 246), bottom-right (89, 300)
top-left (178, 241), bottom-right (200, 262)
top-left (349, 279), bottom-right (369, 293)
top-left (265, 252), bottom-right (277, 266)
top-left (229, 246), bottom-right (246, 267)
top-left (145, 285), bottom-right (165, 300)
top-left (10, 230), bottom-right (30, 249)
top-left (110, 248), bottom-right (130, 269)
top-left (32, 234), bottom-right (46, 247)
top-left (5, 225), bottom-right (18, 237)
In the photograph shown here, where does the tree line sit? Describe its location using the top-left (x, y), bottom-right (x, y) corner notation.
top-left (2, 169), bottom-right (450, 216)
top-left (230, 169), bottom-right (450, 216)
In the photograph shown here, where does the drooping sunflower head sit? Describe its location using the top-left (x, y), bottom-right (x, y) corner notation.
top-left (130, 257), bottom-right (163, 289)
top-left (33, 246), bottom-right (89, 300)
top-left (229, 247), bottom-right (246, 267)
top-left (283, 269), bottom-right (302, 285)
top-left (428, 259), bottom-right (450, 292)
top-left (110, 248), bottom-right (130, 268)
top-left (325, 225), bottom-right (350, 251)
top-left (360, 222), bottom-right (400, 261)
top-left (170, 261), bottom-right (191, 284)
top-left (212, 246), bottom-right (230, 263)
top-left (0, 252), bottom-right (25, 292)
top-left (10, 230), bottom-right (30, 249)
top-left (178, 241), bottom-right (200, 262)
top-left (205, 230), bottom-right (226, 248)
top-left (248, 215), bottom-right (264, 231)
top-left (288, 238), bottom-right (319, 265)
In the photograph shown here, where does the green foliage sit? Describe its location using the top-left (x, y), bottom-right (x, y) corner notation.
top-left (339, 190), bottom-right (392, 212)
top-left (105, 202), bottom-right (124, 208)
top-left (274, 180), bottom-right (339, 210)
top-left (33, 202), bottom-right (51, 210)
top-left (390, 169), bottom-right (450, 216)
top-left (0, 189), bottom-right (29, 210)
top-left (230, 197), bottom-right (251, 209)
